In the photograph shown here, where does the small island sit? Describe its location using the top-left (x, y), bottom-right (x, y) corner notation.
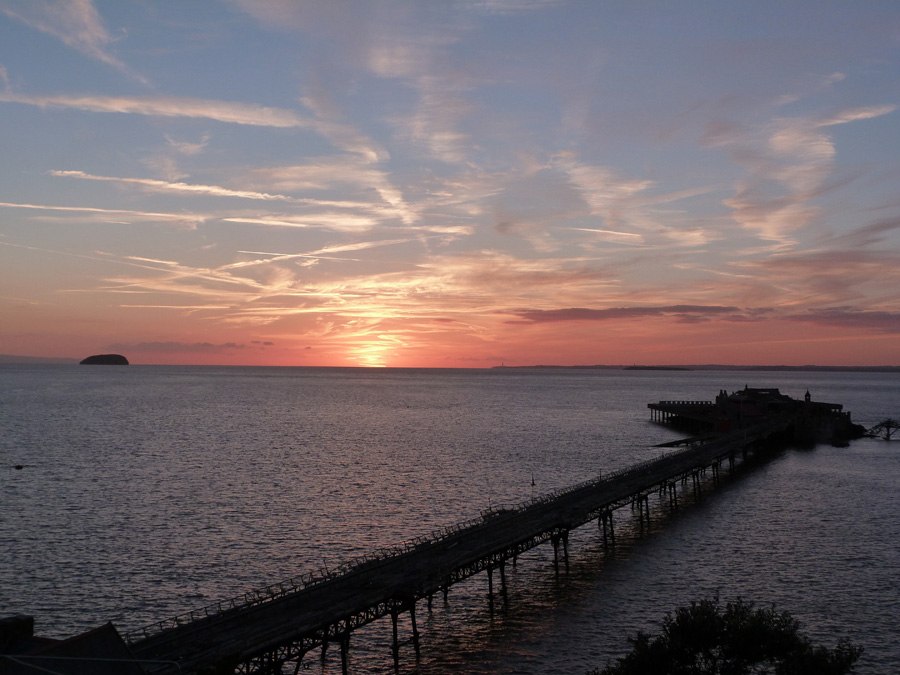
top-left (79, 354), bottom-right (129, 365)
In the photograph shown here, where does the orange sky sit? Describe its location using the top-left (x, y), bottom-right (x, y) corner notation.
top-left (1, 2), bottom-right (899, 367)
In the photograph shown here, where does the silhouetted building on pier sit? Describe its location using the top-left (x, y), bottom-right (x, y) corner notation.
top-left (650, 386), bottom-right (864, 444)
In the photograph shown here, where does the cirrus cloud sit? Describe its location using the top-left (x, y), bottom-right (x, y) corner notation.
top-left (506, 305), bottom-right (744, 325)
top-left (0, 91), bottom-right (311, 127)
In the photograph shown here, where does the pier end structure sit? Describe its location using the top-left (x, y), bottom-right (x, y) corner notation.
top-left (648, 386), bottom-right (865, 444)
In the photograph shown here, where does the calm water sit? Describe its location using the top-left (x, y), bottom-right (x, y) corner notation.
top-left (1, 365), bottom-right (898, 673)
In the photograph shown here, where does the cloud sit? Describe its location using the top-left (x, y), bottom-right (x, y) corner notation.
top-left (461, 0), bottom-right (564, 14)
top-left (232, 1), bottom-right (479, 165)
top-left (784, 308), bottom-right (900, 334)
top-left (417, 251), bottom-right (615, 298)
top-left (558, 227), bottom-right (645, 245)
top-left (773, 72), bottom-right (845, 107)
top-left (105, 341), bottom-right (249, 353)
top-left (750, 248), bottom-right (900, 303)
top-left (490, 167), bottom-right (589, 246)
top-left (2, 86), bottom-right (403, 179)
top-left (223, 214), bottom-right (381, 233)
top-left (827, 216), bottom-right (900, 248)
top-left (507, 305), bottom-right (743, 324)
top-left (224, 238), bottom-right (418, 270)
top-left (242, 158), bottom-right (419, 225)
top-left (552, 155), bottom-right (716, 246)
top-left (556, 156), bottom-right (654, 214)
top-left (0, 0), bottom-right (145, 82)
top-left (121, 255), bottom-right (180, 266)
top-left (400, 74), bottom-right (473, 164)
top-left (165, 133), bottom-right (210, 156)
top-left (0, 91), bottom-right (311, 127)
top-left (710, 104), bottom-right (897, 243)
top-left (301, 87), bottom-right (389, 163)
top-left (49, 170), bottom-right (425, 233)
top-left (0, 200), bottom-right (206, 228)
top-left (50, 170), bottom-right (308, 203)
top-left (818, 104), bottom-right (897, 127)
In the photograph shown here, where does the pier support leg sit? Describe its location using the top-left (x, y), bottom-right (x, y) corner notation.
top-left (487, 565), bottom-right (495, 612)
top-left (391, 610), bottom-right (400, 670)
top-left (409, 602), bottom-right (420, 657)
top-left (643, 495), bottom-right (651, 527)
top-left (339, 634), bottom-right (350, 675)
top-left (601, 511), bottom-right (615, 548)
top-left (443, 585), bottom-right (449, 603)
top-left (562, 531), bottom-right (570, 571)
top-left (551, 535), bottom-right (560, 574)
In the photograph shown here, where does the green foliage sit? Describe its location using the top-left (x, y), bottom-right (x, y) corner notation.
top-left (591, 597), bottom-right (862, 675)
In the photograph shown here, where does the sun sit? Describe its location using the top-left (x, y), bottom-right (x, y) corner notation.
top-left (350, 342), bottom-right (394, 368)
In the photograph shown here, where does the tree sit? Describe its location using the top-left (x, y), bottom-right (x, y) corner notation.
top-left (590, 597), bottom-right (862, 675)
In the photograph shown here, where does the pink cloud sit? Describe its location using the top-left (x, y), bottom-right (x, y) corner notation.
top-left (506, 305), bottom-right (743, 324)
top-left (784, 308), bottom-right (900, 334)
top-left (105, 341), bottom-right (250, 353)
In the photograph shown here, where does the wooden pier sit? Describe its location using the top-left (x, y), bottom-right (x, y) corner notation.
top-left (122, 416), bottom-right (795, 675)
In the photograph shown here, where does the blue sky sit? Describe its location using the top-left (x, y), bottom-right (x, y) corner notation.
top-left (1, 1), bottom-right (899, 366)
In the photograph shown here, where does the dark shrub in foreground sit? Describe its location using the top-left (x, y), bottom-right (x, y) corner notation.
top-left (591, 597), bottom-right (862, 675)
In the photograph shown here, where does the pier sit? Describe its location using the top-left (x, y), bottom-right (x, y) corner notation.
top-left (867, 419), bottom-right (899, 441)
top-left (126, 425), bottom-right (793, 674)
top-left (2, 389), bottom-right (862, 675)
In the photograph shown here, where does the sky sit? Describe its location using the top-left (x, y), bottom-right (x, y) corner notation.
top-left (1, 1), bottom-right (899, 367)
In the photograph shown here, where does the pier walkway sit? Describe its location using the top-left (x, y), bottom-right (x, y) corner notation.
top-left (126, 417), bottom-right (791, 675)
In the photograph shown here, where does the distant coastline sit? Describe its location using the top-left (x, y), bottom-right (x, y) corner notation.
top-left (491, 364), bottom-right (900, 373)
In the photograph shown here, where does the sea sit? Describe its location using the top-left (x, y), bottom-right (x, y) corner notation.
top-left (1, 365), bottom-right (898, 674)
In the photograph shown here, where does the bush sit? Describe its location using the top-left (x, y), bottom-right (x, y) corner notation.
top-left (591, 597), bottom-right (862, 675)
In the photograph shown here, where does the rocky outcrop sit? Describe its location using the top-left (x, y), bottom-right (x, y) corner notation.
top-left (79, 354), bottom-right (129, 365)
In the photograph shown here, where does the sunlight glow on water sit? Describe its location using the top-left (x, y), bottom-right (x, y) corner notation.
top-left (2, 366), bottom-right (897, 673)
